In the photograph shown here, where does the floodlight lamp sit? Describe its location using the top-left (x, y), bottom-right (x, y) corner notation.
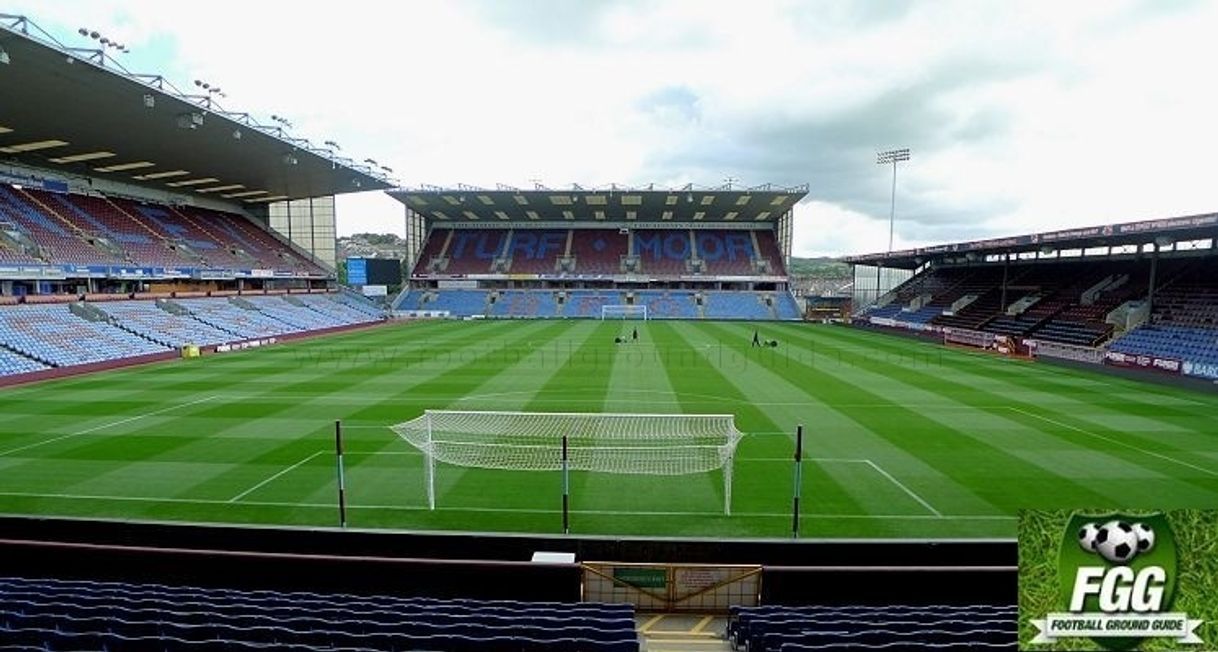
top-left (0, 48), bottom-right (9, 65)
top-left (78, 27), bottom-right (88, 36)
top-left (232, 129), bottom-right (242, 140)
top-left (90, 31), bottom-right (99, 39)
top-left (142, 93), bottom-right (155, 108)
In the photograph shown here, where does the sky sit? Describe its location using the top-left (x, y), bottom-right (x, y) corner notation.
top-left (11, 0), bottom-right (1218, 256)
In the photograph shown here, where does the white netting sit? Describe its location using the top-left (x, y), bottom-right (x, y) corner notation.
top-left (602, 305), bottom-right (648, 320)
top-left (390, 410), bottom-right (742, 475)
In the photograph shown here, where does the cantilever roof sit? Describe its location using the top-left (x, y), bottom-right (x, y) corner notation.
top-left (387, 185), bottom-right (808, 225)
top-left (0, 15), bottom-right (394, 203)
top-left (843, 212), bottom-right (1218, 269)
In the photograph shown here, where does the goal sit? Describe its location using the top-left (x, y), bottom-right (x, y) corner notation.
top-left (601, 304), bottom-right (648, 320)
top-left (389, 410), bottom-right (743, 514)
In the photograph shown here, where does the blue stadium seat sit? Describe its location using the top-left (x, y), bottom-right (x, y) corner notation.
top-left (0, 576), bottom-right (638, 652)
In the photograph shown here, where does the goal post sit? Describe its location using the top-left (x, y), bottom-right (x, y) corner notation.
top-left (390, 410), bottom-right (743, 515)
top-left (601, 304), bottom-right (648, 320)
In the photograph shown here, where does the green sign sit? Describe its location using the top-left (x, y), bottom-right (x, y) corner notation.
top-left (613, 567), bottom-right (667, 589)
top-left (1023, 510), bottom-right (1207, 650)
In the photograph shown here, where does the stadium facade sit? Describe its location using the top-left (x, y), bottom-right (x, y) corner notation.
top-left (847, 212), bottom-right (1218, 381)
top-left (0, 14), bottom-right (392, 292)
top-left (388, 185), bottom-right (808, 320)
top-left (0, 14), bottom-right (393, 382)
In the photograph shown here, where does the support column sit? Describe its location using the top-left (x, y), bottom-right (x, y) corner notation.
top-left (1147, 246), bottom-right (1159, 312)
top-left (1000, 253), bottom-right (1009, 311)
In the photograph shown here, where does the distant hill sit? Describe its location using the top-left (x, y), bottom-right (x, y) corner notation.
top-left (787, 257), bottom-right (851, 278)
top-left (338, 233), bottom-right (406, 261)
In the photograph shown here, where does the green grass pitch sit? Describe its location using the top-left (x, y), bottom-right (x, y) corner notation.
top-left (1, 320), bottom-right (1216, 539)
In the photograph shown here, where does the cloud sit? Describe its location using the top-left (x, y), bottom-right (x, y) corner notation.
top-left (9, 0), bottom-right (1218, 258)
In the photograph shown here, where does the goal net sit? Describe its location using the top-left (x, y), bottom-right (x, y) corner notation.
top-left (389, 410), bottom-right (743, 514)
top-left (601, 304), bottom-right (648, 320)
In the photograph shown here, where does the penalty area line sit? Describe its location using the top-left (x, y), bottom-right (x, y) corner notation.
top-left (863, 459), bottom-right (943, 518)
top-left (0, 395), bottom-right (221, 458)
top-left (228, 450), bottom-right (326, 503)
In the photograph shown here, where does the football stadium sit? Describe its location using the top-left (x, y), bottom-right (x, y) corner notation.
top-left (3, 6), bottom-right (1218, 652)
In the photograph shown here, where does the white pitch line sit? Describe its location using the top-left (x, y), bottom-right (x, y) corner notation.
top-left (863, 459), bottom-right (943, 518)
top-left (0, 490), bottom-right (1015, 520)
top-left (0, 395), bottom-right (220, 458)
top-left (1007, 407), bottom-right (1218, 478)
top-left (228, 450), bottom-right (325, 503)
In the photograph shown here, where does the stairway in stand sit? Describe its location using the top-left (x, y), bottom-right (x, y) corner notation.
top-left (637, 613), bottom-right (730, 652)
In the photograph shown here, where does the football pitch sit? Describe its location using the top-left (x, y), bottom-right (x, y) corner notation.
top-left (1, 319), bottom-right (1216, 540)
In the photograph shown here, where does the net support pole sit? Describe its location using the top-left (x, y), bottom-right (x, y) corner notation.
top-left (561, 435), bottom-right (570, 535)
top-left (425, 411), bottom-right (436, 510)
top-left (724, 452), bottom-right (734, 516)
top-left (335, 420), bottom-right (347, 529)
top-left (792, 424), bottom-right (803, 539)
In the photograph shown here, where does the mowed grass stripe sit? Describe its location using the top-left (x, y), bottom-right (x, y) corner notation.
top-left (277, 320), bottom-right (583, 514)
top-left (773, 325), bottom-right (1218, 504)
top-left (165, 321), bottom-right (560, 517)
top-left (798, 325), bottom-right (1218, 495)
top-left (816, 325), bottom-right (1218, 433)
top-left (671, 321), bottom-right (975, 521)
top-left (1, 322), bottom-right (531, 515)
top-left (1, 320), bottom-right (1215, 538)
top-left (695, 321), bottom-right (1117, 513)
top-left (653, 321), bottom-right (872, 525)
top-left (0, 322), bottom-right (461, 438)
top-left (413, 321), bottom-right (610, 521)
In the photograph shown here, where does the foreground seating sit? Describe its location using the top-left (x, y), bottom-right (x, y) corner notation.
top-left (727, 604), bottom-right (1016, 652)
top-left (0, 576), bottom-right (638, 652)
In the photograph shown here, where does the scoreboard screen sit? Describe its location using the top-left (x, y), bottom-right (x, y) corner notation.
top-left (345, 258), bottom-right (401, 286)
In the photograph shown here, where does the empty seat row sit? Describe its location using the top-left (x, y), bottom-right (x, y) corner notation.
top-left (0, 576), bottom-right (637, 652)
top-left (729, 604), bottom-right (1015, 652)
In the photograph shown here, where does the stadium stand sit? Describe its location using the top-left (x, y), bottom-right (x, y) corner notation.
top-left (566, 290), bottom-right (622, 318)
top-left (295, 293), bottom-right (385, 324)
top-left (1107, 257), bottom-right (1218, 366)
top-left (727, 604), bottom-right (1017, 652)
top-left (0, 304), bottom-right (169, 367)
top-left (847, 212), bottom-right (1218, 381)
top-left (396, 188), bottom-right (803, 321)
top-left (175, 298), bottom-right (303, 338)
top-left (0, 294), bottom-right (384, 379)
top-left (0, 347), bottom-right (47, 376)
top-left (570, 230), bottom-right (628, 275)
top-left (0, 576), bottom-right (639, 652)
top-left (0, 186), bottom-right (125, 266)
top-left (395, 287), bottom-right (804, 320)
top-left (423, 290), bottom-right (489, 317)
top-left (241, 295), bottom-right (349, 330)
top-left (0, 187), bottom-right (324, 275)
top-left (636, 290), bottom-right (698, 319)
top-left (98, 300), bottom-right (235, 348)
top-left (704, 291), bottom-right (771, 320)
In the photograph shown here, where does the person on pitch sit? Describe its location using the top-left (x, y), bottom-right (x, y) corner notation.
top-left (752, 328), bottom-right (761, 347)
top-left (632, 327), bottom-right (638, 342)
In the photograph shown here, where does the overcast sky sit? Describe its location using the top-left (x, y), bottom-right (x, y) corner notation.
top-left (13, 0), bottom-right (1218, 256)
